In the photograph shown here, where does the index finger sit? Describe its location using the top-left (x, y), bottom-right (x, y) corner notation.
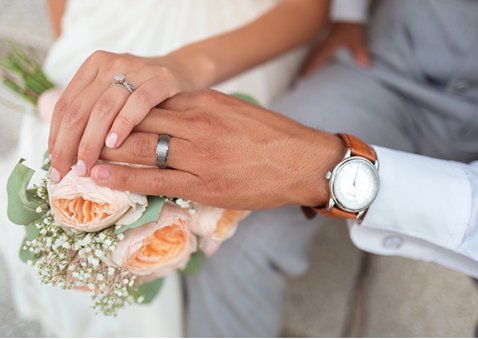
top-left (48, 51), bottom-right (107, 152)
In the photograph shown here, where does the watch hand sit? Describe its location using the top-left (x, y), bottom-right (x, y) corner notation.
top-left (353, 167), bottom-right (359, 197)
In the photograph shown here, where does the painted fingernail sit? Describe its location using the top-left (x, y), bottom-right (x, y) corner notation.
top-left (50, 168), bottom-right (61, 183)
top-left (94, 166), bottom-right (110, 180)
top-left (105, 132), bottom-right (118, 148)
top-left (76, 160), bottom-right (87, 176)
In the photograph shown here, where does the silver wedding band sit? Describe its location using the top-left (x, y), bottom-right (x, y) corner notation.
top-left (156, 134), bottom-right (171, 169)
top-left (111, 74), bottom-right (135, 93)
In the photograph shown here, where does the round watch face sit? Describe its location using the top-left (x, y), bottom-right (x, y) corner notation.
top-left (331, 157), bottom-right (379, 212)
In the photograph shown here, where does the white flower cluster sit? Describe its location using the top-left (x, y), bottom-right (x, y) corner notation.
top-left (23, 178), bottom-right (141, 316)
top-left (165, 197), bottom-right (192, 209)
top-left (33, 177), bottom-right (49, 213)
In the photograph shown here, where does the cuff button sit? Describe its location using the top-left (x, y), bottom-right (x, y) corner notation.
top-left (383, 235), bottom-right (403, 249)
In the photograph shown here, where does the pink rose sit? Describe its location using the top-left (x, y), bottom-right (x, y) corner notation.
top-left (37, 88), bottom-right (63, 123)
top-left (189, 205), bottom-right (249, 256)
top-left (111, 204), bottom-right (197, 277)
top-left (48, 166), bottom-right (147, 232)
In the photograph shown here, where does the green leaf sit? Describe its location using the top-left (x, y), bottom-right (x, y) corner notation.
top-left (133, 278), bottom-right (164, 304)
top-left (230, 92), bottom-right (261, 106)
top-left (7, 159), bottom-right (44, 225)
top-left (181, 251), bottom-right (205, 275)
top-left (114, 196), bottom-right (166, 234)
top-left (24, 222), bottom-right (40, 240)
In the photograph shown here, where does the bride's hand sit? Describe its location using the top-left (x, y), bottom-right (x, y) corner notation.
top-left (48, 51), bottom-right (193, 183)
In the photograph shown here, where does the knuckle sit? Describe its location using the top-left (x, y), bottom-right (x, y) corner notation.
top-left (89, 50), bottom-right (109, 64)
top-left (155, 66), bottom-right (173, 80)
top-left (132, 88), bottom-right (152, 107)
top-left (133, 60), bottom-right (148, 70)
top-left (117, 168), bottom-right (135, 187)
top-left (205, 176), bottom-right (230, 194)
top-left (191, 142), bottom-right (221, 162)
top-left (50, 149), bottom-right (65, 164)
top-left (116, 171), bottom-right (133, 187)
top-left (150, 174), bottom-right (167, 193)
top-left (187, 113), bottom-right (216, 131)
top-left (110, 55), bottom-right (127, 72)
top-left (63, 103), bottom-right (84, 125)
top-left (131, 134), bottom-right (156, 157)
top-left (115, 114), bottom-right (135, 129)
top-left (53, 97), bottom-right (68, 116)
top-left (200, 89), bottom-right (224, 104)
top-left (93, 97), bottom-right (114, 118)
top-left (78, 140), bottom-right (94, 158)
top-left (190, 89), bottom-right (215, 106)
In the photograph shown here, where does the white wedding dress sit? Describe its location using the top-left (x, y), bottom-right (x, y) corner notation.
top-left (0, 0), bottom-right (305, 337)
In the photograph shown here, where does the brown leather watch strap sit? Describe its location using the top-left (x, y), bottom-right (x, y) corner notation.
top-left (302, 133), bottom-right (376, 220)
top-left (338, 133), bottom-right (377, 163)
top-left (302, 206), bottom-right (357, 220)
top-left (317, 206), bottom-right (357, 219)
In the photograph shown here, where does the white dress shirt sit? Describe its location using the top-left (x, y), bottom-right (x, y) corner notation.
top-left (349, 147), bottom-right (478, 278)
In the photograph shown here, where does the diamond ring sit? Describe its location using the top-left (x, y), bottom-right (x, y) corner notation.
top-left (111, 74), bottom-right (135, 93)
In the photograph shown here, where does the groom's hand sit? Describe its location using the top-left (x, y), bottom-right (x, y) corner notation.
top-left (93, 90), bottom-right (344, 210)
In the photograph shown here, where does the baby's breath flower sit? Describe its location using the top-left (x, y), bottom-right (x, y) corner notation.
top-left (175, 198), bottom-right (191, 208)
top-left (22, 179), bottom-right (145, 316)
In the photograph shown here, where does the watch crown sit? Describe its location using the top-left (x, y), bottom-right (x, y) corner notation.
top-left (325, 171), bottom-right (332, 180)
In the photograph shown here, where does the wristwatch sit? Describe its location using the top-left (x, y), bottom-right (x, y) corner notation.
top-left (303, 133), bottom-right (380, 220)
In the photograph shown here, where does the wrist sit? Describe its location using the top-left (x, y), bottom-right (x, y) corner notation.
top-left (162, 49), bottom-right (218, 90)
top-left (292, 131), bottom-right (345, 207)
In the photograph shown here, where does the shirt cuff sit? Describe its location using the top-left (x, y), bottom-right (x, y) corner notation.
top-left (330, 0), bottom-right (370, 22)
top-left (354, 146), bottom-right (471, 251)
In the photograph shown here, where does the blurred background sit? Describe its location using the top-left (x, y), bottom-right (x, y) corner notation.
top-left (0, 1), bottom-right (477, 337)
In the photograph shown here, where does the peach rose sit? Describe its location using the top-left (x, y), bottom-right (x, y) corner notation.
top-left (48, 166), bottom-right (147, 232)
top-left (189, 204), bottom-right (249, 256)
top-left (37, 88), bottom-right (62, 123)
top-left (111, 204), bottom-right (197, 277)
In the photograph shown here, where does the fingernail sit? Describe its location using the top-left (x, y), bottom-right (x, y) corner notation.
top-left (76, 160), bottom-right (87, 176)
top-left (105, 132), bottom-right (118, 148)
top-left (50, 168), bottom-right (61, 183)
top-left (48, 153), bottom-right (52, 160)
top-left (94, 166), bottom-right (110, 180)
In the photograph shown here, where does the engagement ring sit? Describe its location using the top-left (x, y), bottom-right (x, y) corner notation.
top-left (111, 74), bottom-right (135, 93)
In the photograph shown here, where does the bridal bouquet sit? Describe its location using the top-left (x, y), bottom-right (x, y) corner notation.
top-left (7, 160), bottom-right (247, 315)
top-left (4, 46), bottom-right (253, 315)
